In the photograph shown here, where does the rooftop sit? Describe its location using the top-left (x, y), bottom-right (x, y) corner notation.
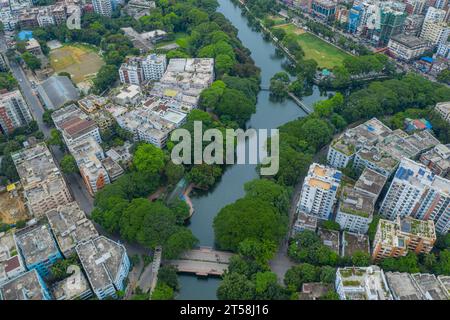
top-left (306, 163), bottom-right (341, 191)
top-left (76, 236), bottom-right (127, 292)
top-left (51, 103), bottom-right (87, 129)
top-left (354, 168), bottom-right (388, 199)
top-left (318, 228), bottom-right (340, 254)
top-left (385, 272), bottom-right (425, 300)
top-left (0, 270), bottom-right (47, 300)
top-left (411, 273), bottom-right (449, 300)
top-left (299, 283), bottom-right (333, 300)
top-left (390, 34), bottom-right (428, 48)
top-left (0, 231), bottom-right (24, 282)
top-left (399, 216), bottom-right (436, 240)
top-left (37, 75), bottom-right (79, 110)
top-left (339, 186), bottom-right (374, 218)
top-left (78, 94), bottom-right (108, 114)
top-left (342, 231), bottom-right (369, 257)
top-left (51, 266), bottom-right (92, 300)
top-left (294, 211), bottom-right (318, 232)
top-left (15, 224), bottom-right (60, 266)
top-left (46, 202), bottom-right (98, 256)
top-left (60, 117), bottom-right (98, 141)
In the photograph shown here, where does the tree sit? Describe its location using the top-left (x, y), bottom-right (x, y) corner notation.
top-left (93, 65), bottom-right (118, 93)
top-left (284, 264), bottom-right (317, 291)
top-left (187, 164), bottom-right (222, 189)
top-left (163, 227), bottom-right (198, 259)
top-left (133, 143), bottom-right (165, 175)
top-left (351, 250), bottom-right (371, 267)
top-left (47, 129), bottom-right (65, 150)
top-left (243, 179), bottom-right (290, 215)
top-left (269, 72), bottom-right (290, 100)
top-left (21, 52), bottom-right (41, 70)
top-left (60, 154), bottom-right (78, 174)
top-left (320, 220), bottom-right (340, 231)
top-left (164, 161), bottom-right (185, 185)
top-left (213, 197), bottom-right (287, 251)
top-left (215, 88), bottom-right (255, 126)
top-left (436, 250), bottom-right (450, 275)
top-left (368, 215), bottom-right (381, 243)
top-left (168, 199), bottom-right (190, 223)
top-left (42, 109), bottom-right (54, 126)
top-left (237, 239), bottom-right (277, 268)
top-left (157, 266), bottom-right (179, 291)
top-left (217, 272), bottom-right (255, 300)
top-left (437, 69), bottom-right (450, 85)
top-left (0, 72), bottom-right (18, 91)
top-left (151, 282), bottom-right (174, 300)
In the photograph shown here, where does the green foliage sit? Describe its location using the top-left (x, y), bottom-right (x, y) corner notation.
top-left (243, 179), bottom-right (290, 215)
top-left (21, 52), bottom-right (41, 70)
top-left (284, 263), bottom-right (317, 291)
top-left (288, 231), bottom-right (339, 266)
top-left (187, 164), bottom-right (222, 189)
top-left (157, 265), bottom-right (180, 291)
top-left (50, 254), bottom-right (80, 282)
top-left (217, 272), bottom-right (256, 300)
top-left (351, 250), bottom-right (371, 267)
top-left (368, 215), bottom-right (381, 243)
top-left (320, 220), bottom-right (340, 231)
top-left (133, 143), bottom-right (165, 176)
top-left (380, 251), bottom-right (420, 273)
top-left (60, 154), bottom-right (78, 174)
top-left (0, 72), bottom-right (18, 91)
top-left (93, 65), bottom-right (118, 94)
top-left (151, 282), bottom-right (174, 300)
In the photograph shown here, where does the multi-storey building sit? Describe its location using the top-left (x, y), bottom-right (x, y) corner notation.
top-left (69, 137), bottom-right (111, 195)
top-left (387, 34), bottom-right (429, 60)
top-left (297, 163), bottom-right (342, 220)
top-left (379, 158), bottom-right (450, 233)
top-left (76, 236), bottom-right (130, 300)
top-left (348, 5), bottom-right (363, 33)
top-left (142, 54), bottom-right (166, 81)
top-left (36, 6), bottom-right (55, 26)
top-left (354, 168), bottom-right (388, 200)
top-left (11, 143), bottom-right (72, 218)
top-left (92, 0), bottom-right (112, 17)
top-left (435, 101), bottom-right (450, 122)
top-left (424, 6), bottom-right (447, 22)
top-left (419, 144), bottom-right (450, 178)
top-left (15, 224), bottom-right (63, 277)
top-left (379, 6), bottom-right (407, 46)
top-left (292, 210), bottom-right (318, 235)
top-left (51, 268), bottom-right (92, 300)
top-left (336, 186), bottom-right (374, 234)
top-left (119, 57), bottom-right (144, 85)
top-left (371, 216), bottom-right (436, 261)
top-left (0, 90), bottom-right (33, 135)
top-left (385, 272), bottom-right (449, 300)
top-left (0, 231), bottom-right (26, 285)
top-left (46, 202), bottom-right (99, 258)
top-left (335, 266), bottom-right (392, 300)
top-left (0, 269), bottom-right (51, 300)
top-left (420, 20), bottom-right (450, 46)
top-left (310, 0), bottom-right (336, 19)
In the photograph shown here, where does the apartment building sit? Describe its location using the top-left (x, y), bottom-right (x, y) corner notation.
top-left (419, 144), bottom-right (450, 178)
top-left (76, 236), bottom-right (130, 300)
top-left (15, 224), bottom-right (63, 277)
top-left (336, 186), bottom-right (374, 234)
top-left (69, 137), bottom-right (111, 195)
top-left (371, 216), bottom-right (436, 261)
top-left (51, 268), bottom-right (92, 300)
top-left (119, 57), bottom-right (144, 86)
top-left (11, 143), bottom-right (72, 218)
top-left (354, 168), bottom-right (388, 200)
top-left (297, 163), bottom-right (342, 220)
top-left (77, 94), bottom-right (108, 114)
top-left (387, 34), bottom-right (429, 60)
top-left (292, 210), bottom-right (318, 235)
top-left (0, 231), bottom-right (26, 285)
top-left (380, 158), bottom-right (450, 233)
top-left (435, 101), bottom-right (450, 122)
top-left (0, 269), bottom-right (51, 300)
top-left (385, 272), bottom-right (449, 300)
top-left (142, 53), bottom-right (166, 81)
top-left (420, 20), bottom-right (450, 46)
top-left (92, 0), bottom-right (112, 17)
top-left (46, 202), bottom-right (99, 257)
top-left (335, 266), bottom-right (392, 300)
top-left (0, 90), bottom-right (33, 134)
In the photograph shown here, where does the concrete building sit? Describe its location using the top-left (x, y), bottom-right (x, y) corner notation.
top-left (113, 84), bottom-right (142, 106)
top-left (318, 228), bottom-right (340, 254)
top-left (336, 187), bottom-right (374, 234)
top-left (36, 75), bottom-right (80, 110)
top-left (420, 20), bottom-right (450, 46)
top-left (387, 34), bottom-right (429, 60)
top-left (25, 38), bottom-right (42, 56)
top-left (15, 224), bottom-right (63, 277)
top-left (341, 231), bottom-right (369, 257)
top-left (292, 210), bottom-right (318, 234)
top-left (51, 266), bottom-right (92, 300)
top-left (0, 269), bottom-right (51, 300)
top-left (379, 6), bottom-right (407, 46)
top-left (424, 6), bottom-right (447, 23)
top-left (46, 202), bottom-right (99, 258)
top-left (385, 272), bottom-right (425, 299)
top-left (297, 163), bottom-right (342, 220)
top-left (76, 236), bottom-right (130, 300)
top-left (419, 144), bottom-right (450, 178)
top-left (11, 143), bottom-right (72, 218)
top-left (311, 0), bottom-right (336, 19)
top-left (142, 53), bottom-right (166, 81)
top-left (101, 157), bottom-right (124, 182)
top-left (124, 0), bottom-right (156, 19)
top-left (410, 273), bottom-right (450, 300)
top-left (371, 216), bottom-right (436, 261)
top-left (335, 266), bottom-right (392, 300)
top-left (69, 137), bottom-right (110, 195)
top-left (92, 0), bottom-right (112, 17)
top-left (77, 94), bottom-right (108, 114)
top-left (119, 57), bottom-right (144, 86)
top-left (354, 168), bottom-right (388, 200)
top-left (0, 90), bottom-right (33, 134)
top-left (379, 158), bottom-right (450, 234)
top-left (435, 101), bottom-right (450, 122)
top-left (0, 231), bottom-right (26, 285)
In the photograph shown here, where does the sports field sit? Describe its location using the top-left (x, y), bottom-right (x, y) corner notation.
top-left (274, 23), bottom-right (350, 69)
top-left (49, 45), bottom-right (104, 83)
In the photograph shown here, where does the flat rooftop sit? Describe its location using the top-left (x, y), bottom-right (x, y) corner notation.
top-left (318, 228), bottom-right (340, 254)
top-left (15, 224), bottom-right (60, 266)
top-left (342, 231), bottom-right (369, 257)
top-left (354, 168), bottom-right (388, 198)
top-left (385, 272), bottom-right (425, 300)
top-left (294, 211), bottom-right (318, 231)
top-left (0, 270), bottom-right (46, 300)
top-left (399, 216), bottom-right (436, 241)
top-left (46, 202), bottom-right (99, 256)
top-left (76, 236), bottom-right (127, 292)
top-left (390, 34), bottom-right (428, 48)
top-left (339, 186), bottom-right (374, 218)
top-left (412, 273), bottom-right (449, 300)
top-left (51, 267), bottom-right (92, 300)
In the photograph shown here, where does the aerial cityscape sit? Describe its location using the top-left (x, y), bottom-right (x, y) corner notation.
top-left (0, 0), bottom-right (449, 305)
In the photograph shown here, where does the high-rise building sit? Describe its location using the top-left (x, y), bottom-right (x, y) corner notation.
top-left (348, 5), bottom-right (364, 33)
top-left (142, 54), bottom-right (166, 81)
top-left (297, 163), bottom-right (342, 220)
top-left (424, 6), bottom-right (447, 22)
top-left (92, 0), bottom-right (112, 17)
top-left (380, 158), bottom-right (450, 233)
top-left (371, 216), bottom-right (436, 261)
top-left (0, 90), bottom-right (33, 135)
top-left (379, 7), bottom-right (407, 46)
top-left (119, 57), bottom-right (144, 85)
top-left (420, 20), bottom-right (450, 45)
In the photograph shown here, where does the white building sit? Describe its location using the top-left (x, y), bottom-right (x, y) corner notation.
top-left (142, 54), bottom-right (166, 81)
top-left (379, 158), bottom-right (450, 234)
top-left (435, 101), bottom-right (450, 122)
top-left (0, 231), bottom-right (26, 285)
top-left (76, 236), bottom-right (130, 300)
top-left (424, 6), bottom-right (446, 23)
top-left (92, 0), bottom-right (112, 17)
top-left (336, 187), bottom-right (374, 234)
top-left (335, 266), bottom-right (393, 300)
top-left (420, 20), bottom-right (450, 46)
top-left (119, 58), bottom-right (144, 86)
top-left (297, 163), bottom-right (342, 220)
top-left (0, 90), bottom-right (33, 134)
top-left (387, 34), bottom-right (429, 60)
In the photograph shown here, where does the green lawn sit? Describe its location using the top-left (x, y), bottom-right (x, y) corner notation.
top-left (156, 32), bottom-right (189, 49)
top-left (274, 23), bottom-right (350, 69)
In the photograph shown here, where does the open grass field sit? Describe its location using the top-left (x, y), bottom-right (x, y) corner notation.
top-left (274, 23), bottom-right (350, 69)
top-left (49, 44), bottom-right (104, 83)
top-left (268, 15), bottom-right (287, 26)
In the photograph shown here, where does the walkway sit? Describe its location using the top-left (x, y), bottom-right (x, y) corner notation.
top-left (287, 92), bottom-right (313, 114)
top-left (182, 183), bottom-right (195, 219)
top-left (166, 247), bottom-right (233, 277)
